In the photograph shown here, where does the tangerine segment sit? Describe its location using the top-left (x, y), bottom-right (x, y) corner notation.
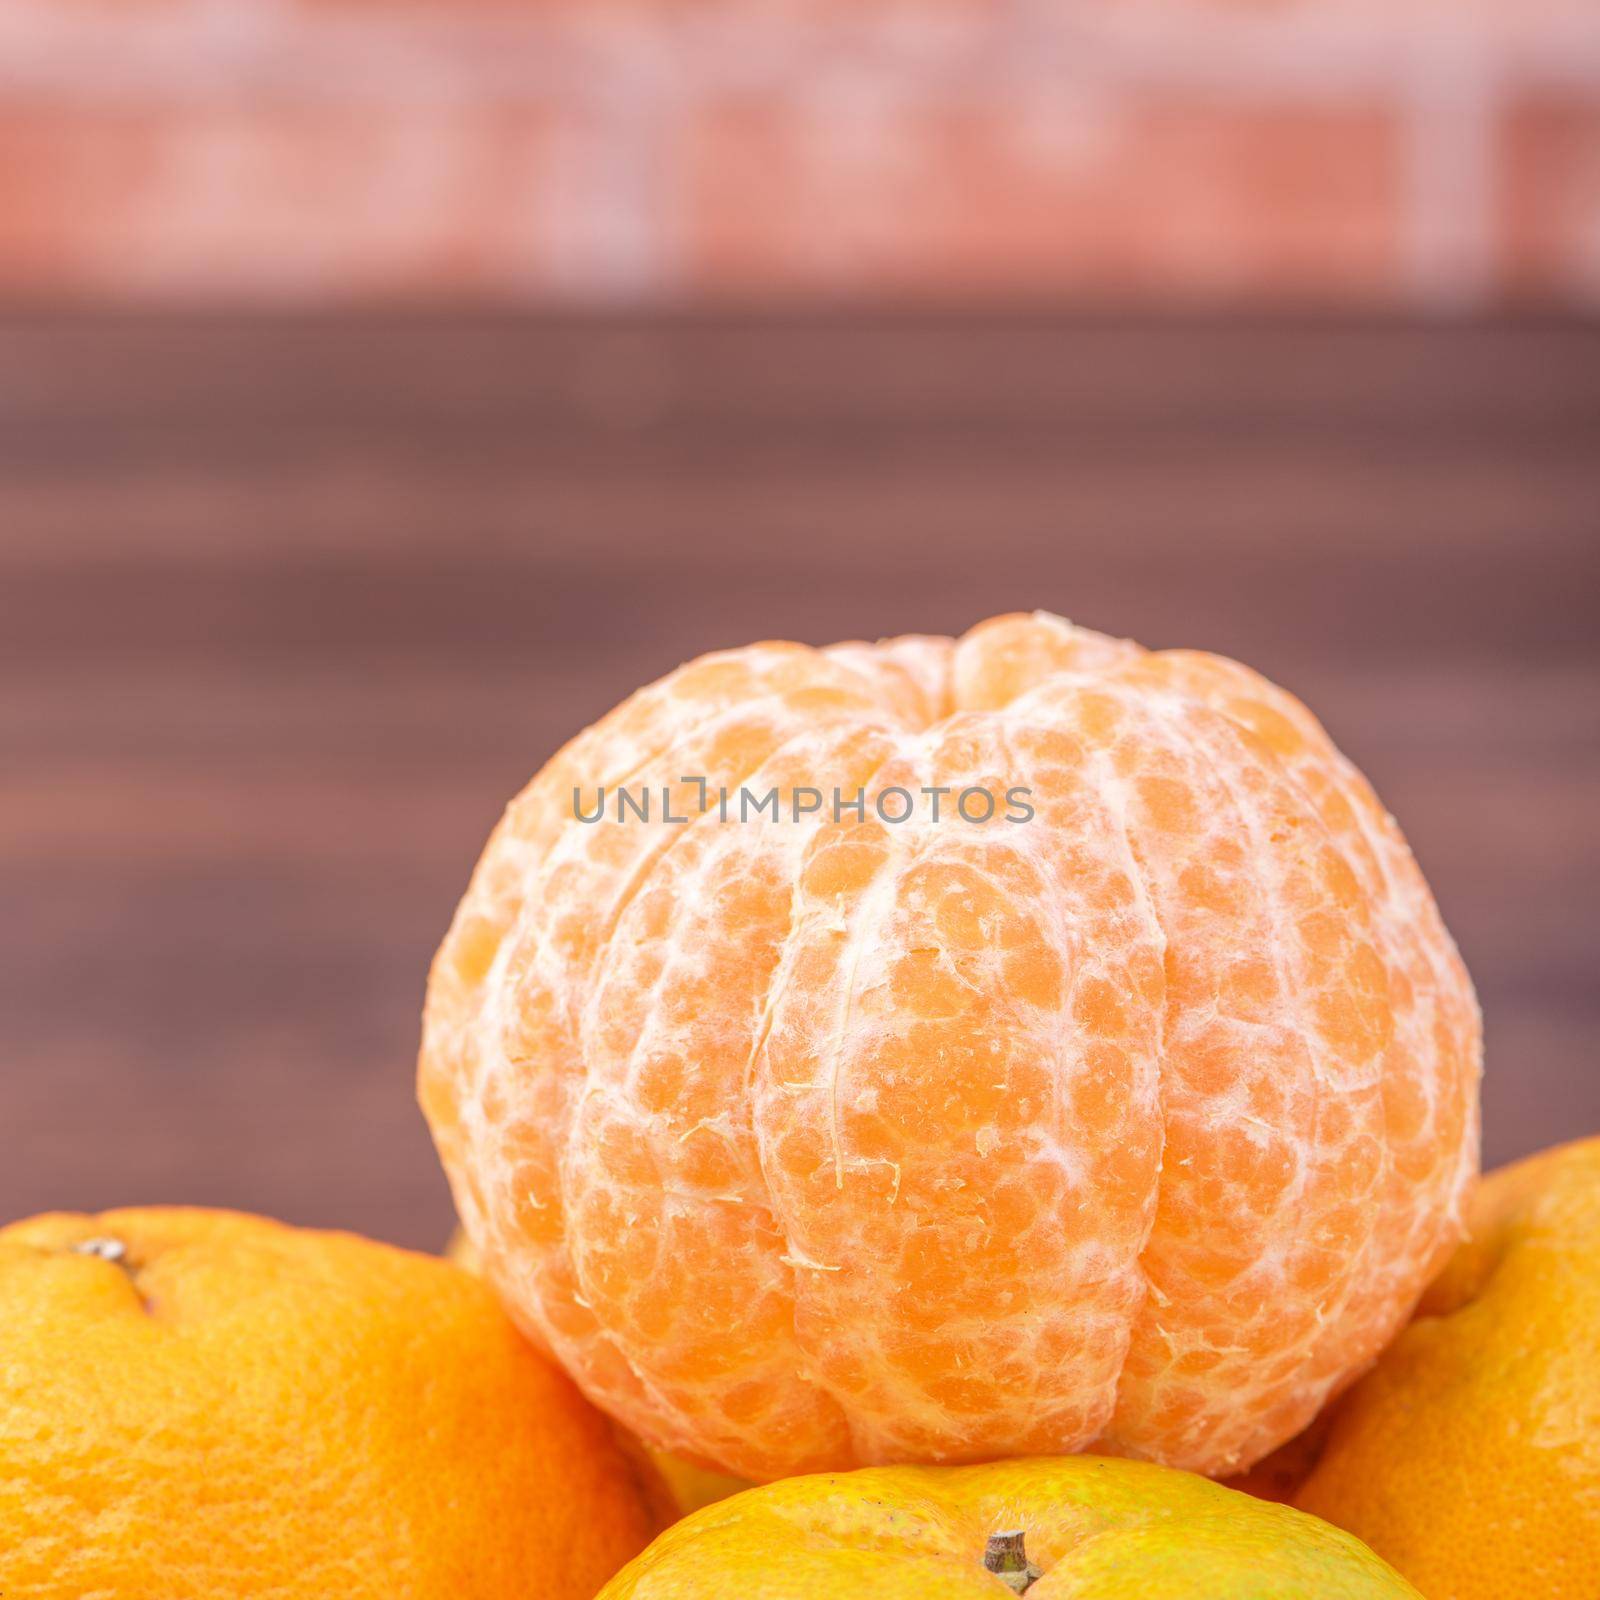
top-left (419, 612), bottom-right (1481, 1480)
top-left (755, 717), bottom-right (1166, 1465)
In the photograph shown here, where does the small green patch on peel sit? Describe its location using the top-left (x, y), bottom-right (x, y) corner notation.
top-left (595, 1456), bottom-right (1425, 1598)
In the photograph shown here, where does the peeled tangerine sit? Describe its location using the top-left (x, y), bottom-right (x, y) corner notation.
top-left (419, 613), bottom-right (1481, 1482)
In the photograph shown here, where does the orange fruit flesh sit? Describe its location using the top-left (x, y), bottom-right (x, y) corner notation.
top-left (421, 612), bottom-right (1480, 1481)
top-left (448, 1224), bottom-right (749, 1514)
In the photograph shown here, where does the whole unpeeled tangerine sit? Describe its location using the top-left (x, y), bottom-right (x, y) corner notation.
top-left (597, 1457), bottom-right (1423, 1598)
top-left (0, 1208), bottom-right (668, 1599)
top-left (420, 613), bottom-right (1481, 1480)
top-left (1289, 1136), bottom-right (1600, 1599)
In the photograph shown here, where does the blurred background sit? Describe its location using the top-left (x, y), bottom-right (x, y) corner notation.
top-left (1, 0), bottom-right (1596, 1249)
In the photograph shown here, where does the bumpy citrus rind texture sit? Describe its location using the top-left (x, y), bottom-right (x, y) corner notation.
top-left (1292, 1136), bottom-right (1600, 1600)
top-left (0, 1208), bottom-right (664, 1599)
top-left (420, 612), bottom-right (1480, 1480)
top-left (599, 1457), bottom-right (1424, 1599)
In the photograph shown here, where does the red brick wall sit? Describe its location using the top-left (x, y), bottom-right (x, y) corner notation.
top-left (1, 0), bottom-right (1596, 304)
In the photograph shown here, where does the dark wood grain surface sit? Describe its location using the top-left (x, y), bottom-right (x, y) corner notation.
top-left (3, 312), bottom-right (1596, 1249)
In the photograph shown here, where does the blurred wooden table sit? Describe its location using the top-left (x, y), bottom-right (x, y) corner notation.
top-left (2, 312), bottom-right (1596, 1247)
